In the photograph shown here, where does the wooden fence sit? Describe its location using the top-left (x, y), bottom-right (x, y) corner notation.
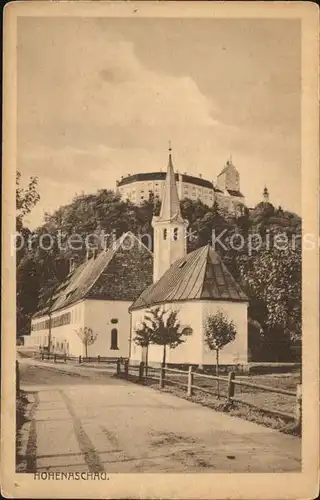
top-left (120, 362), bottom-right (301, 426)
top-left (36, 351), bottom-right (125, 366)
top-left (28, 352), bottom-right (301, 426)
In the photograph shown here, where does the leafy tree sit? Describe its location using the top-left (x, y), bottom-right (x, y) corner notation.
top-left (239, 246), bottom-right (301, 347)
top-left (134, 317), bottom-right (154, 376)
top-left (16, 171), bottom-right (40, 232)
top-left (16, 171), bottom-right (40, 336)
top-left (75, 327), bottom-right (98, 358)
top-left (204, 310), bottom-right (237, 396)
top-left (144, 307), bottom-right (190, 367)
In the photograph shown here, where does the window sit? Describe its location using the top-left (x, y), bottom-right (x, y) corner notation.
top-left (111, 318), bottom-right (118, 324)
top-left (163, 228), bottom-right (167, 240)
top-left (173, 228), bottom-right (178, 241)
top-left (110, 329), bottom-right (119, 350)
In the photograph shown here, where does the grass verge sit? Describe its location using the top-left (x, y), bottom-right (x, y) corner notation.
top-left (123, 373), bottom-right (301, 437)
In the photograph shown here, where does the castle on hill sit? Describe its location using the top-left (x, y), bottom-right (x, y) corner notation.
top-left (25, 149), bottom-right (249, 366)
top-left (116, 156), bottom-right (245, 216)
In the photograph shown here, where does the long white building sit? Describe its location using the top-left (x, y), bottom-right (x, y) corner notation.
top-left (116, 158), bottom-right (245, 215)
top-left (26, 233), bottom-right (153, 358)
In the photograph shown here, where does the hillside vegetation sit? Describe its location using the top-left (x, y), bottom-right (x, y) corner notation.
top-left (17, 184), bottom-right (301, 362)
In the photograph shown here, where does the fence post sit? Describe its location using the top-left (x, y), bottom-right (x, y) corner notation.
top-left (295, 384), bottom-right (302, 430)
top-left (97, 355), bottom-right (100, 363)
top-left (41, 351), bottom-right (44, 361)
top-left (116, 359), bottom-right (121, 376)
top-left (227, 371), bottom-right (235, 401)
top-left (54, 354), bottom-right (57, 363)
top-left (79, 355), bottom-right (81, 364)
top-left (159, 367), bottom-right (165, 389)
top-left (64, 353), bottom-right (67, 363)
top-left (16, 360), bottom-right (20, 395)
top-left (187, 366), bottom-right (194, 397)
top-left (139, 362), bottom-right (144, 381)
top-left (124, 360), bottom-right (129, 379)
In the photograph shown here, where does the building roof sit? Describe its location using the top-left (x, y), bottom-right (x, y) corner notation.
top-left (227, 189), bottom-right (244, 198)
top-left (117, 172), bottom-right (213, 189)
top-left (218, 160), bottom-right (237, 177)
top-left (33, 232), bottom-right (153, 319)
top-left (130, 244), bottom-right (248, 311)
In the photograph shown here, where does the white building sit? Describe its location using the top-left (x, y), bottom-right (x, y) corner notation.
top-left (25, 150), bottom-right (249, 366)
top-left (116, 156), bottom-right (245, 213)
top-left (129, 151), bottom-right (249, 366)
top-left (117, 171), bottom-right (215, 207)
top-left (26, 233), bottom-right (153, 357)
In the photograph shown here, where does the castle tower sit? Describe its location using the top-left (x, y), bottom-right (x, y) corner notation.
top-left (263, 186), bottom-right (269, 203)
top-left (152, 146), bottom-right (188, 282)
top-left (217, 157), bottom-right (240, 192)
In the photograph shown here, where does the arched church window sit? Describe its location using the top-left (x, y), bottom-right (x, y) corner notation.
top-left (173, 228), bottom-right (178, 241)
top-left (111, 329), bottom-right (119, 350)
top-left (163, 228), bottom-right (167, 240)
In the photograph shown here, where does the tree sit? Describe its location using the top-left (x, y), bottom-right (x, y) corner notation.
top-left (134, 317), bottom-right (154, 376)
top-left (16, 171), bottom-right (40, 335)
top-left (144, 307), bottom-right (190, 367)
top-left (16, 171), bottom-right (40, 233)
top-left (204, 311), bottom-right (237, 397)
top-left (75, 327), bottom-right (98, 357)
top-left (239, 246), bottom-right (301, 348)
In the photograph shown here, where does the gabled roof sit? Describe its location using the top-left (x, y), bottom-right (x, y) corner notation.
top-left (33, 232), bottom-right (153, 318)
top-left (130, 244), bottom-right (248, 311)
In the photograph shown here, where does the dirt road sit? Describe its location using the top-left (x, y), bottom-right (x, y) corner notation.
top-left (17, 358), bottom-right (301, 473)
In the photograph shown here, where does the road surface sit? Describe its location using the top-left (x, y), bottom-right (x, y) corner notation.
top-left (17, 358), bottom-right (301, 473)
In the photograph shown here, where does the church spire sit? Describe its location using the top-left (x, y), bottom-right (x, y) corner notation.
top-left (151, 145), bottom-right (188, 282)
top-left (158, 143), bottom-right (182, 222)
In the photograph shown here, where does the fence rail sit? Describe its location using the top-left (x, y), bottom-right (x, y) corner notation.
top-left (232, 378), bottom-right (296, 397)
top-left (127, 362), bottom-right (301, 426)
top-left (21, 352), bottom-right (301, 427)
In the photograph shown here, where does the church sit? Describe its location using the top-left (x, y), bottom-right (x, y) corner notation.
top-left (129, 149), bottom-right (249, 366)
top-left (26, 148), bottom-right (249, 366)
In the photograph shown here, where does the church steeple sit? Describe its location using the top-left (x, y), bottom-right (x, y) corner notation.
top-left (152, 145), bottom-right (188, 282)
top-left (158, 143), bottom-right (183, 223)
top-left (263, 185), bottom-right (269, 203)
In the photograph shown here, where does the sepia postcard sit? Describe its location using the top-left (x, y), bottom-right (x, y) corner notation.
top-left (1, 1), bottom-right (319, 498)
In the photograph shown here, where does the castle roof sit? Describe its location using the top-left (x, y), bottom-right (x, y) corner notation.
top-left (130, 244), bottom-right (248, 311)
top-left (33, 232), bottom-right (153, 318)
top-left (227, 189), bottom-right (244, 198)
top-left (218, 160), bottom-right (237, 177)
top-left (117, 172), bottom-right (213, 189)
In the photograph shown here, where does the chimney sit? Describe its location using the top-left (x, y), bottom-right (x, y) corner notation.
top-left (199, 173), bottom-right (202, 178)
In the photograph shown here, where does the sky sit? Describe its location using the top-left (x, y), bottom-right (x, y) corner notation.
top-left (17, 16), bottom-right (301, 228)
